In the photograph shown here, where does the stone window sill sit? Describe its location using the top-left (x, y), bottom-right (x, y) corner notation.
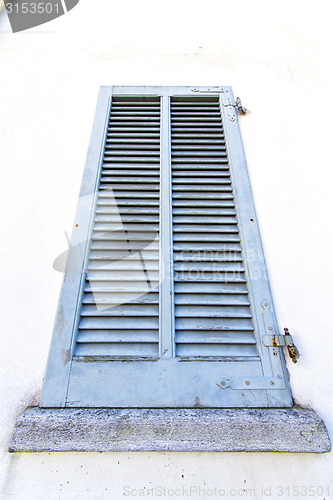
top-left (9, 406), bottom-right (331, 453)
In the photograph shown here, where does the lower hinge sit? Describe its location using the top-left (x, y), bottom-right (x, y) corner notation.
top-left (263, 328), bottom-right (300, 364)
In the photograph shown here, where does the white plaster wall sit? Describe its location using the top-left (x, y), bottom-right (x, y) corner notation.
top-left (0, 1), bottom-right (333, 498)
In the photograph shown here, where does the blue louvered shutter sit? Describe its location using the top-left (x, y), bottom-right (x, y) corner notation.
top-left (40, 86), bottom-right (293, 408)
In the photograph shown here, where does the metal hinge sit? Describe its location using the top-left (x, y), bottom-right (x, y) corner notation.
top-left (263, 328), bottom-right (300, 363)
top-left (235, 97), bottom-right (246, 114)
top-left (223, 97), bottom-right (247, 114)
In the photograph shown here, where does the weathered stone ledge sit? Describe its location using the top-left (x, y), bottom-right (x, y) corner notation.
top-left (9, 406), bottom-right (331, 453)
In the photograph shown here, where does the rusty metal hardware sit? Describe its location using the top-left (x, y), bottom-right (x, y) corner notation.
top-left (283, 328), bottom-right (300, 364)
top-left (262, 328), bottom-right (300, 363)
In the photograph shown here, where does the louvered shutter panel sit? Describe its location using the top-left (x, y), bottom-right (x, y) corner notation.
top-left (41, 86), bottom-right (293, 408)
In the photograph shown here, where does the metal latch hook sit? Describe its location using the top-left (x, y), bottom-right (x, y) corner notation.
top-left (284, 328), bottom-right (300, 363)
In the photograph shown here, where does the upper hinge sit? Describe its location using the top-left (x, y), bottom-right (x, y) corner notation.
top-left (263, 328), bottom-right (300, 364)
top-left (220, 91), bottom-right (247, 122)
top-left (235, 97), bottom-right (247, 114)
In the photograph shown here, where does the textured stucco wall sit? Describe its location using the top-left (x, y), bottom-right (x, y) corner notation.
top-left (0, 1), bottom-right (333, 498)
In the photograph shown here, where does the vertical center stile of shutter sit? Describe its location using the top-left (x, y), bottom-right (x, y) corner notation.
top-left (159, 96), bottom-right (175, 358)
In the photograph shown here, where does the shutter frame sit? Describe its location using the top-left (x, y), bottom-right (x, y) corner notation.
top-left (219, 88), bottom-right (292, 405)
top-left (41, 86), bottom-right (293, 408)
